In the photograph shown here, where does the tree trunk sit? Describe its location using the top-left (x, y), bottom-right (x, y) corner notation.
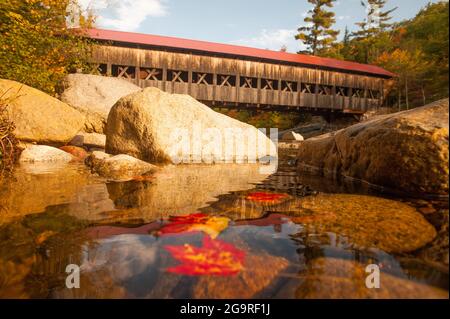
top-left (405, 78), bottom-right (409, 110)
top-left (421, 85), bottom-right (426, 106)
top-left (398, 88), bottom-right (401, 111)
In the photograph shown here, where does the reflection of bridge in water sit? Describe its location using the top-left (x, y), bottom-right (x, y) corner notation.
top-left (84, 29), bottom-right (395, 115)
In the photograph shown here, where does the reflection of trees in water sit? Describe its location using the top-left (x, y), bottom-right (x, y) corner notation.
top-left (107, 180), bottom-right (154, 210)
top-left (256, 172), bottom-right (316, 197)
top-left (259, 169), bottom-right (384, 197)
top-left (0, 173), bottom-right (16, 217)
top-left (0, 205), bottom-right (94, 298)
top-left (266, 153), bottom-right (388, 197)
top-left (289, 224), bottom-right (334, 275)
top-left (289, 222), bottom-right (388, 268)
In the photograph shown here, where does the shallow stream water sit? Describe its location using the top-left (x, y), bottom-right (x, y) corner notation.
top-left (0, 152), bottom-right (448, 299)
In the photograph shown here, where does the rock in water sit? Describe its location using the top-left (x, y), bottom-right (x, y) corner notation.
top-left (193, 253), bottom-right (289, 299)
top-left (297, 99), bottom-right (449, 196)
top-left (271, 193), bottom-right (437, 253)
top-left (70, 132), bottom-right (106, 149)
top-left (86, 151), bottom-right (158, 181)
top-left (106, 87), bottom-right (277, 164)
top-left (0, 79), bottom-right (85, 144)
top-left (296, 258), bottom-right (448, 299)
top-left (19, 145), bottom-right (74, 163)
top-left (60, 74), bottom-right (141, 133)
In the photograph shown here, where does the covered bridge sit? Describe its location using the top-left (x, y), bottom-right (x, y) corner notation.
top-left (85, 28), bottom-right (395, 114)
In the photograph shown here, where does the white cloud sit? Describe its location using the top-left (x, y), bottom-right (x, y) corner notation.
top-left (81, 235), bottom-right (158, 281)
top-left (78, 0), bottom-right (168, 31)
top-left (231, 29), bottom-right (306, 53)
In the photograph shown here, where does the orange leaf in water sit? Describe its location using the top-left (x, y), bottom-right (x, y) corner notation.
top-left (157, 213), bottom-right (229, 239)
top-left (246, 192), bottom-right (289, 204)
top-left (165, 236), bottom-right (245, 276)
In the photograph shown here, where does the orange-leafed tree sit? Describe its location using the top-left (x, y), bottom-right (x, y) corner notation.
top-left (0, 0), bottom-right (94, 95)
top-left (375, 48), bottom-right (429, 110)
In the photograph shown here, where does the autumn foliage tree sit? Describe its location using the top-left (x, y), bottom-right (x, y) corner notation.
top-left (324, 1), bottom-right (448, 109)
top-left (296, 0), bottom-right (339, 55)
top-left (0, 0), bottom-right (93, 95)
top-left (376, 48), bottom-right (429, 109)
top-left (373, 2), bottom-right (449, 108)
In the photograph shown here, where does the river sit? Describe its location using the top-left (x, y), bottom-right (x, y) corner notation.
top-left (0, 150), bottom-right (448, 298)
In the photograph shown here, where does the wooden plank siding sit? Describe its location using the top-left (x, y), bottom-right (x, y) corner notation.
top-left (88, 44), bottom-right (392, 113)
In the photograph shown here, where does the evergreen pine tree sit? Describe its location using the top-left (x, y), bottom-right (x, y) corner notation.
top-left (351, 0), bottom-right (397, 63)
top-left (354, 0), bottom-right (397, 37)
top-left (295, 0), bottom-right (340, 56)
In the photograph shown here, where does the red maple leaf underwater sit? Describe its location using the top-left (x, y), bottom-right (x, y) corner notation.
top-left (165, 236), bottom-right (246, 276)
top-left (245, 192), bottom-right (289, 204)
top-left (157, 213), bottom-right (229, 238)
top-left (161, 213), bottom-right (209, 232)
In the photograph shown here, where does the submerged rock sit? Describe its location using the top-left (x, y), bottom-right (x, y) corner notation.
top-left (297, 99), bottom-right (449, 196)
top-left (146, 239), bottom-right (288, 299)
top-left (296, 257), bottom-right (448, 299)
top-left (52, 269), bottom-right (128, 299)
top-left (418, 209), bottom-right (449, 267)
top-left (271, 193), bottom-right (437, 253)
top-left (0, 79), bottom-right (84, 144)
top-left (192, 253), bottom-right (289, 299)
top-left (106, 87), bottom-right (276, 164)
top-left (60, 74), bottom-right (141, 133)
top-left (85, 151), bottom-right (158, 182)
top-left (19, 145), bottom-right (74, 163)
top-left (201, 190), bottom-right (294, 221)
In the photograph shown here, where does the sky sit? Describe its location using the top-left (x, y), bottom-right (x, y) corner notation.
top-left (77, 0), bottom-right (444, 53)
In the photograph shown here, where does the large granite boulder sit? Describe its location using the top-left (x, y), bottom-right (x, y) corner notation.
top-left (106, 87), bottom-right (277, 164)
top-left (0, 79), bottom-right (84, 144)
top-left (60, 74), bottom-right (141, 133)
top-left (297, 99), bottom-right (449, 196)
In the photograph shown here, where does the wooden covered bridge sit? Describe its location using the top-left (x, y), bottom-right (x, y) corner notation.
top-left (84, 29), bottom-right (395, 114)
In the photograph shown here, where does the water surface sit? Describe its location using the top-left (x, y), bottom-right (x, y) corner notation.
top-left (0, 154), bottom-right (448, 299)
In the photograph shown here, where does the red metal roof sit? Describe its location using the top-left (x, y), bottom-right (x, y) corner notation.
top-left (85, 28), bottom-right (395, 78)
